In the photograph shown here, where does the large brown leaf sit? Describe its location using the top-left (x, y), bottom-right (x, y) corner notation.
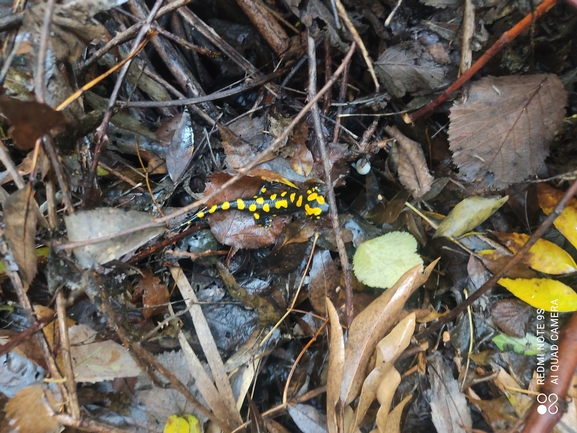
top-left (448, 74), bottom-right (567, 188)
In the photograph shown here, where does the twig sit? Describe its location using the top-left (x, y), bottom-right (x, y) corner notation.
top-left (415, 175), bottom-right (577, 341)
top-left (407, 0), bottom-right (558, 122)
top-left (307, 32), bottom-right (355, 327)
top-left (56, 291), bottom-right (80, 419)
top-left (34, 0), bottom-right (56, 103)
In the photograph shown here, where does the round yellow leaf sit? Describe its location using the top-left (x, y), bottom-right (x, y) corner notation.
top-left (498, 278), bottom-right (577, 312)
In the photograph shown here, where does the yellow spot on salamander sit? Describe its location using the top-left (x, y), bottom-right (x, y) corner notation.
top-left (209, 205), bottom-right (218, 214)
top-left (275, 199), bottom-right (288, 209)
top-left (249, 203), bottom-right (257, 212)
top-left (316, 195), bottom-right (326, 205)
top-left (307, 192), bottom-right (318, 202)
top-left (253, 213), bottom-right (260, 220)
top-left (296, 195), bottom-right (303, 208)
top-left (197, 211), bottom-right (205, 218)
top-left (281, 191), bottom-right (287, 197)
top-left (305, 204), bottom-right (322, 217)
top-left (263, 203), bottom-right (270, 212)
top-left (221, 201), bottom-right (231, 210)
top-left (237, 199), bottom-right (246, 210)
top-left (290, 192), bottom-right (296, 203)
top-left (256, 197), bottom-right (264, 205)
top-left (270, 194), bottom-right (277, 201)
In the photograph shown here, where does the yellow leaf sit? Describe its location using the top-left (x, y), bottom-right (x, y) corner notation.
top-left (493, 232), bottom-right (577, 275)
top-left (537, 184), bottom-right (577, 250)
top-left (164, 415), bottom-right (201, 433)
top-left (434, 195), bottom-right (508, 239)
top-left (498, 278), bottom-right (577, 312)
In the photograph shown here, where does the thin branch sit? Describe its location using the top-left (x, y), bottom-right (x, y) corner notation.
top-left (307, 31), bottom-right (355, 327)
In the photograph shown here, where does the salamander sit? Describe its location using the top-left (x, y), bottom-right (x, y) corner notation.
top-left (185, 183), bottom-right (329, 227)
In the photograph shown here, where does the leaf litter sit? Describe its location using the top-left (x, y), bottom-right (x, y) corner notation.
top-left (0, 0), bottom-right (576, 432)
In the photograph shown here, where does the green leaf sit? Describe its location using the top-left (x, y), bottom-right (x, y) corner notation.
top-left (498, 278), bottom-right (577, 312)
top-left (434, 195), bottom-right (508, 239)
top-left (353, 232), bottom-right (423, 289)
top-left (492, 333), bottom-right (546, 356)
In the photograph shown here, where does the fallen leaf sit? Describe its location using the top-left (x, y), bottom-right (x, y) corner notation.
top-left (498, 278), bottom-right (577, 312)
top-left (68, 324), bottom-right (141, 382)
top-left (428, 353), bottom-right (472, 433)
top-left (375, 42), bottom-right (450, 97)
top-left (449, 74), bottom-right (567, 188)
top-left (64, 208), bottom-right (164, 267)
top-left (537, 183), bottom-right (577, 250)
top-left (326, 299), bottom-right (345, 433)
top-left (355, 313), bottom-right (415, 428)
top-left (287, 404), bottom-right (326, 433)
top-left (493, 232), bottom-right (577, 275)
top-left (135, 269), bottom-right (170, 319)
top-left (167, 109), bottom-right (195, 183)
top-left (385, 125), bottom-right (433, 199)
top-left (375, 394), bottom-right (412, 433)
top-left (353, 232), bottom-right (423, 289)
top-left (491, 333), bottom-right (542, 356)
top-left (340, 260), bottom-right (438, 404)
top-left (0, 96), bottom-right (66, 151)
top-left (4, 384), bottom-right (62, 433)
top-left (308, 250), bottom-right (340, 314)
top-left (3, 188), bottom-right (38, 285)
top-left (491, 299), bottom-right (532, 338)
top-left (434, 195), bottom-right (508, 239)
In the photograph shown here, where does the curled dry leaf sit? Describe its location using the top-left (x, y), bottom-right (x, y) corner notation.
top-left (340, 260), bottom-right (438, 405)
top-left (355, 313), bottom-right (416, 429)
top-left (4, 188), bottom-right (38, 285)
top-left (385, 125), bottom-right (433, 199)
top-left (449, 74), bottom-right (567, 188)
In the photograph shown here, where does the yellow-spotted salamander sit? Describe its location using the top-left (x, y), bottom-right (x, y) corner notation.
top-left (185, 182), bottom-right (329, 228)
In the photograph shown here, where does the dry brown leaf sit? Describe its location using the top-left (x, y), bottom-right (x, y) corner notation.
top-left (68, 324), bottom-right (141, 382)
top-left (372, 368), bottom-right (401, 433)
top-left (375, 42), bottom-right (450, 97)
top-left (4, 384), bottom-right (62, 433)
top-left (4, 188), bottom-right (38, 285)
top-left (170, 267), bottom-right (242, 427)
top-left (326, 298), bottom-right (345, 433)
top-left (0, 96), bottom-right (66, 151)
top-left (308, 250), bottom-right (341, 314)
top-left (64, 208), bottom-right (164, 267)
top-left (374, 393), bottom-right (412, 433)
top-left (287, 404), bottom-right (326, 433)
top-left (449, 74), bottom-right (567, 188)
top-left (354, 313), bottom-right (416, 428)
top-left (166, 109), bottom-right (195, 183)
top-left (340, 260), bottom-right (438, 405)
top-left (428, 353), bottom-right (472, 433)
top-left (135, 270), bottom-right (170, 320)
top-left (385, 125), bottom-right (433, 198)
